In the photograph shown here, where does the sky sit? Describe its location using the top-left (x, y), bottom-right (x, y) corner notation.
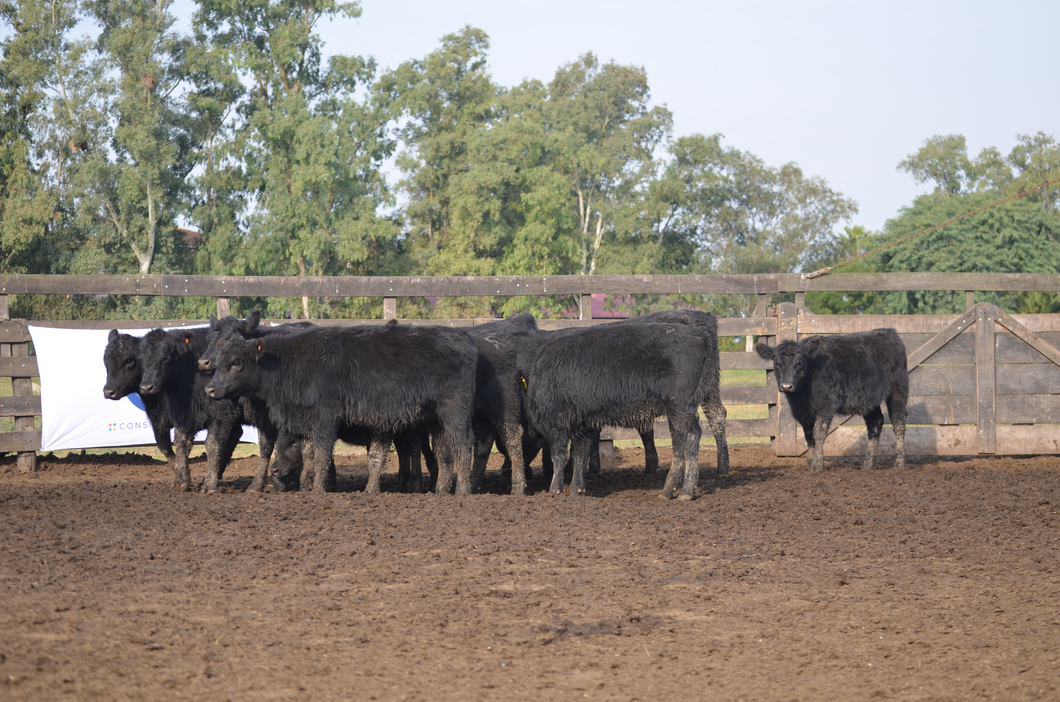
top-left (6, 0), bottom-right (1058, 234)
top-left (304, 0), bottom-right (1060, 233)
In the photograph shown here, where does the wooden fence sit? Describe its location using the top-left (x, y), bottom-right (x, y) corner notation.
top-left (3, 272), bottom-right (1060, 473)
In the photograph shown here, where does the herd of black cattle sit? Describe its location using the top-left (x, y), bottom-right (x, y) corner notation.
top-left (102, 309), bottom-right (910, 499)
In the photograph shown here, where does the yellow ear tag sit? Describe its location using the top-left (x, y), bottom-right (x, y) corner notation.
top-left (521, 375), bottom-right (527, 388)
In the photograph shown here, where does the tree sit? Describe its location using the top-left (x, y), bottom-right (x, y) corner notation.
top-left (877, 193), bottom-right (1060, 314)
top-left (897, 134), bottom-right (973, 197)
top-left (194, 0), bottom-right (397, 318)
top-left (1008, 131), bottom-right (1060, 212)
top-left (378, 26), bottom-right (498, 278)
top-left (544, 53), bottom-right (671, 275)
top-left (73, 0), bottom-right (193, 276)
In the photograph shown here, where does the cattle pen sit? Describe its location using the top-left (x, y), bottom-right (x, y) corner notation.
top-left (4, 271), bottom-right (1060, 471)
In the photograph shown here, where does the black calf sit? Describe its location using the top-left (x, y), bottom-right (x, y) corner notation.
top-left (756, 328), bottom-right (908, 471)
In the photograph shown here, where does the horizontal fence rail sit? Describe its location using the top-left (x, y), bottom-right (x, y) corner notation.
top-left (5, 272), bottom-right (1060, 297)
top-left (3, 273), bottom-right (1060, 473)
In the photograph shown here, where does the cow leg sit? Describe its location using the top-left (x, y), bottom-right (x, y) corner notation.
top-left (640, 428), bottom-right (659, 475)
top-left (811, 415), bottom-right (832, 472)
top-left (661, 414), bottom-right (690, 500)
top-left (546, 431), bottom-right (569, 496)
top-left (887, 394), bottom-right (908, 470)
top-left (444, 414), bottom-right (476, 497)
top-left (470, 419), bottom-right (495, 494)
top-left (569, 433), bottom-right (594, 497)
top-left (247, 425), bottom-right (277, 493)
top-left (152, 423), bottom-right (175, 461)
top-left (500, 421), bottom-right (527, 496)
top-left (200, 423), bottom-right (240, 493)
top-left (799, 420), bottom-right (817, 470)
top-left (702, 387), bottom-right (730, 476)
top-left (421, 433), bottom-right (438, 493)
top-left (365, 434), bottom-right (393, 494)
top-left (862, 406), bottom-right (885, 471)
top-left (678, 415), bottom-right (703, 501)
top-left (310, 430), bottom-right (337, 493)
top-left (395, 433), bottom-right (423, 494)
top-left (171, 429), bottom-right (194, 492)
top-left (587, 427), bottom-right (602, 481)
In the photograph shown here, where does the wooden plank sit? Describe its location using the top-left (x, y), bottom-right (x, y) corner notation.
top-left (837, 395), bottom-right (976, 426)
top-left (909, 365), bottom-right (975, 396)
top-left (976, 304), bottom-right (996, 453)
top-left (782, 272), bottom-right (1060, 293)
top-left (996, 364), bottom-right (1060, 395)
top-left (0, 273), bottom-right (782, 297)
top-left (906, 307), bottom-right (979, 370)
top-left (0, 356), bottom-right (38, 378)
top-left (601, 418), bottom-right (775, 441)
top-left (995, 332), bottom-right (1052, 364)
top-left (822, 424), bottom-right (1060, 457)
top-left (822, 426), bottom-right (977, 457)
top-left (0, 320), bottom-right (30, 343)
top-left (993, 307), bottom-right (1060, 367)
top-left (800, 312), bottom-right (970, 335)
top-left (720, 352), bottom-right (772, 370)
top-left (0, 430), bottom-right (41, 452)
top-left (717, 318), bottom-right (777, 336)
top-left (997, 395), bottom-right (1060, 424)
top-left (774, 303), bottom-right (799, 456)
top-left (3, 272), bottom-right (1060, 298)
top-left (916, 332), bottom-right (975, 365)
top-left (0, 395), bottom-right (41, 416)
top-left (1003, 313), bottom-right (1060, 334)
top-left (720, 386), bottom-right (774, 404)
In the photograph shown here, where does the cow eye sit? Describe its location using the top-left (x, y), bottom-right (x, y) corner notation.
top-left (230, 361), bottom-right (242, 371)
top-left (123, 358), bottom-right (135, 368)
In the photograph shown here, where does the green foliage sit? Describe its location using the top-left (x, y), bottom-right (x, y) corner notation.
top-left (877, 193), bottom-right (1060, 314)
top-left (881, 132), bottom-right (1060, 315)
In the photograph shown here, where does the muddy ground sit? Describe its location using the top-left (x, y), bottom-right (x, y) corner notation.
top-left (1, 444), bottom-right (1058, 701)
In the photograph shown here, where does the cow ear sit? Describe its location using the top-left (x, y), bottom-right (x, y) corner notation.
top-left (108, 329), bottom-right (119, 343)
top-left (254, 339), bottom-right (265, 358)
top-left (755, 342), bottom-right (774, 360)
top-left (181, 330), bottom-right (195, 346)
top-left (209, 314), bottom-right (218, 328)
top-left (246, 310), bottom-right (262, 333)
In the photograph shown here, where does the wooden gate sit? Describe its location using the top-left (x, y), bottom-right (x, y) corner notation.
top-left (770, 301), bottom-right (1060, 458)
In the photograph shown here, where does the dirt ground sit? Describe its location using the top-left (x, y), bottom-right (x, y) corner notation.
top-left (1, 444), bottom-right (1058, 701)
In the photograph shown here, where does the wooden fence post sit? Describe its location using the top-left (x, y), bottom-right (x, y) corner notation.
top-left (216, 297), bottom-right (230, 318)
top-left (579, 294), bottom-right (592, 321)
top-left (383, 297), bottom-right (397, 321)
top-left (0, 295), bottom-right (36, 472)
top-left (965, 291), bottom-right (975, 310)
top-left (976, 302), bottom-right (996, 454)
top-left (772, 302), bottom-right (799, 456)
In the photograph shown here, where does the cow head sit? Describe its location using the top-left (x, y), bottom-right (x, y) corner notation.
top-left (199, 311), bottom-right (264, 370)
top-left (103, 329), bottom-right (143, 400)
top-left (755, 340), bottom-right (809, 394)
top-left (205, 336), bottom-right (264, 400)
top-left (138, 328), bottom-right (196, 395)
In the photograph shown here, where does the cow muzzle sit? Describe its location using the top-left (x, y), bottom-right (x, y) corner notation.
top-left (779, 382), bottom-right (795, 393)
top-left (139, 382), bottom-right (157, 395)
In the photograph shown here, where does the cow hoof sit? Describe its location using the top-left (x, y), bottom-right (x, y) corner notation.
top-left (677, 492), bottom-right (694, 502)
top-left (511, 486), bottom-right (526, 497)
top-left (660, 485), bottom-right (675, 500)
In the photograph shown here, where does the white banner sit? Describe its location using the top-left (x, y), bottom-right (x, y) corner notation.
top-left (29, 326), bottom-right (258, 452)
